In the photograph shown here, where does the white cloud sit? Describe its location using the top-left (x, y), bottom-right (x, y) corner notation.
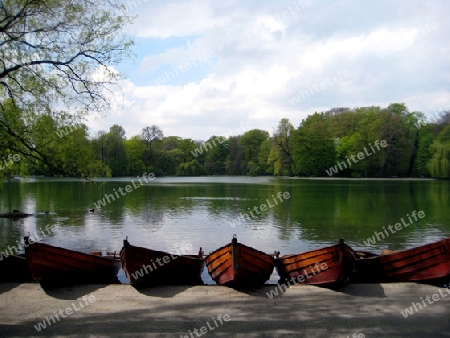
top-left (90, 65), bottom-right (119, 82)
top-left (96, 0), bottom-right (450, 140)
top-left (131, 1), bottom-right (216, 38)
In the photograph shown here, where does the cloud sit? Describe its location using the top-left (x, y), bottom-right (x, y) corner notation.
top-left (91, 0), bottom-right (450, 140)
top-left (130, 1), bottom-right (216, 38)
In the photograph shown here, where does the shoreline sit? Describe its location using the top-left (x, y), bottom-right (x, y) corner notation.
top-left (2, 175), bottom-right (440, 182)
top-left (289, 176), bottom-right (436, 181)
top-left (0, 282), bottom-right (449, 337)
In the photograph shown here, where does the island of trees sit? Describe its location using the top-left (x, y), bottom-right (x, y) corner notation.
top-left (1, 102), bottom-right (449, 179)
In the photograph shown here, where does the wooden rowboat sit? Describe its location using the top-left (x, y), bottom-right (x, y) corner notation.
top-left (205, 235), bottom-right (274, 288)
top-left (0, 254), bottom-right (34, 282)
top-left (354, 237), bottom-right (450, 284)
top-left (120, 238), bottom-right (205, 287)
top-left (24, 237), bottom-right (120, 286)
top-left (274, 239), bottom-right (357, 287)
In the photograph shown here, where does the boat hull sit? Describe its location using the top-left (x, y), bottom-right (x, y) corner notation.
top-left (355, 238), bottom-right (450, 283)
top-left (205, 237), bottom-right (274, 288)
top-left (275, 240), bottom-right (356, 287)
top-left (24, 237), bottom-right (120, 286)
top-left (120, 239), bottom-right (204, 287)
top-left (0, 254), bottom-right (33, 283)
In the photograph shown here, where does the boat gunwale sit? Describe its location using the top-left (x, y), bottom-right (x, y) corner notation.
top-left (122, 239), bottom-right (204, 263)
top-left (205, 241), bottom-right (274, 262)
top-left (25, 239), bottom-right (120, 265)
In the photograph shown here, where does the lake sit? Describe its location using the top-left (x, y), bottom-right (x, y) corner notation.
top-left (1, 176), bottom-right (449, 284)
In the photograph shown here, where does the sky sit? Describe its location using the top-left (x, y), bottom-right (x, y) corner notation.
top-left (87, 0), bottom-right (450, 141)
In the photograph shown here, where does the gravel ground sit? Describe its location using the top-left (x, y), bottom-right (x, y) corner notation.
top-left (0, 282), bottom-right (449, 337)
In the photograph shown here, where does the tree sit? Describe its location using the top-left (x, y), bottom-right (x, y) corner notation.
top-left (156, 137), bottom-right (185, 175)
top-left (0, 0), bottom-right (133, 177)
top-left (428, 125), bottom-right (450, 178)
top-left (272, 118), bottom-right (297, 176)
top-left (125, 136), bottom-right (146, 175)
top-left (428, 141), bottom-right (450, 178)
top-left (110, 124), bottom-right (126, 141)
top-left (258, 139), bottom-right (272, 174)
top-left (267, 144), bottom-right (284, 176)
top-left (141, 125), bottom-right (163, 166)
top-left (239, 129), bottom-right (269, 175)
top-left (57, 126), bottom-right (110, 178)
top-left (92, 131), bottom-right (108, 164)
top-left (327, 107), bottom-right (364, 137)
top-left (105, 124), bottom-right (127, 176)
top-left (335, 133), bottom-right (367, 176)
top-left (290, 113), bottom-right (336, 176)
top-left (377, 104), bottom-right (416, 176)
top-left (204, 136), bottom-right (228, 174)
top-left (413, 128), bottom-right (434, 177)
top-left (225, 136), bottom-right (244, 175)
top-left (178, 159), bottom-right (205, 176)
top-left (178, 138), bottom-right (197, 163)
top-left (0, 99), bottom-right (66, 175)
top-left (141, 125), bottom-right (164, 149)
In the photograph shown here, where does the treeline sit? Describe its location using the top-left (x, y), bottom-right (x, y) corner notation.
top-left (1, 103), bottom-right (449, 179)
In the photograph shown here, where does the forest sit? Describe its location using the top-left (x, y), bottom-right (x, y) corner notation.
top-left (1, 102), bottom-right (449, 179)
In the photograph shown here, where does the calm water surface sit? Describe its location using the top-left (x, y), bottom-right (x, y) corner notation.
top-left (1, 177), bottom-right (449, 284)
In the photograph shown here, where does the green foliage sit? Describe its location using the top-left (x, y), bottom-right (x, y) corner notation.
top-left (178, 160), bottom-right (205, 176)
top-left (428, 126), bottom-right (450, 178)
top-left (204, 136), bottom-right (228, 174)
top-left (437, 125), bottom-right (450, 143)
top-left (413, 129), bottom-right (434, 177)
top-left (2, 103), bottom-right (449, 179)
top-left (58, 127), bottom-right (109, 178)
top-left (271, 118), bottom-right (297, 176)
top-left (125, 136), bottom-right (146, 176)
top-left (225, 136), bottom-right (244, 175)
top-left (286, 105), bottom-right (447, 178)
top-left (0, 0), bottom-right (133, 114)
top-left (290, 113), bottom-right (336, 176)
top-left (258, 139), bottom-right (272, 174)
top-left (239, 129), bottom-right (269, 173)
top-left (0, 0), bottom-right (133, 177)
top-left (428, 141), bottom-right (450, 178)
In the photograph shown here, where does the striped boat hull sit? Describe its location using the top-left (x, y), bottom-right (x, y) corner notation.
top-left (356, 238), bottom-right (450, 283)
top-left (205, 237), bottom-right (274, 288)
top-left (275, 239), bottom-right (356, 287)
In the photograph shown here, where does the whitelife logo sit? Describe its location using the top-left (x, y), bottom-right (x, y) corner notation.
top-left (325, 140), bottom-right (388, 176)
top-left (363, 210), bottom-right (425, 246)
top-left (229, 191), bottom-right (290, 228)
top-left (180, 314), bottom-right (231, 337)
top-left (289, 69), bottom-right (350, 106)
top-left (93, 173), bottom-right (155, 209)
top-left (34, 295), bottom-right (96, 331)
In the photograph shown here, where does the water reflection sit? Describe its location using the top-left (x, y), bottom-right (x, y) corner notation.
top-left (1, 177), bottom-right (449, 284)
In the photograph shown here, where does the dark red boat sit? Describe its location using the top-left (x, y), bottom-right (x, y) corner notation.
top-left (205, 235), bottom-right (274, 288)
top-left (120, 238), bottom-right (204, 287)
top-left (275, 239), bottom-right (357, 287)
top-left (24, 237), bottom-right (121, 286)
top-left (355, 237), bottom-right (450, 284)
top-left (0, 254), bottom-right (33, 282)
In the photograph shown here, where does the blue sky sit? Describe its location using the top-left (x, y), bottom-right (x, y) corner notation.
top-left (88, 0), bottom-right (450, 140)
